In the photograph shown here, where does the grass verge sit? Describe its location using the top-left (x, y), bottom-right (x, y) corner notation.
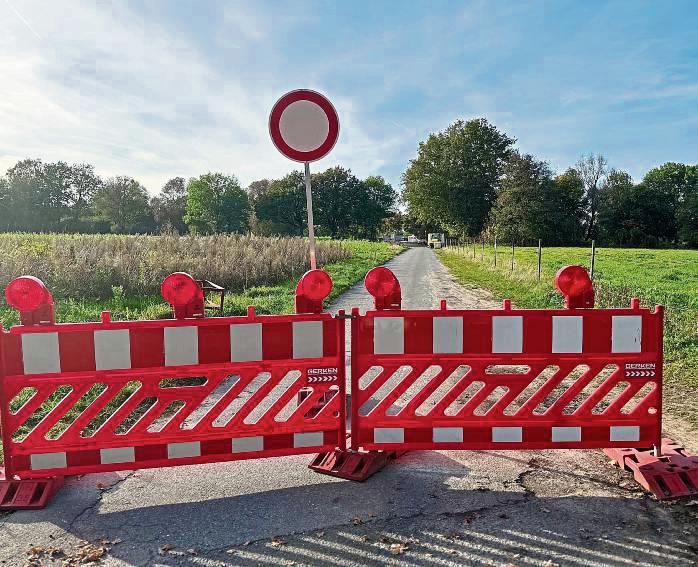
top-left (438, 246), bottom-right (698, 427)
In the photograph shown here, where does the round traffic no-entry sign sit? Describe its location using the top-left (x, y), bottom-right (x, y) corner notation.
top-left (269, 89), bottom-right (340, 162)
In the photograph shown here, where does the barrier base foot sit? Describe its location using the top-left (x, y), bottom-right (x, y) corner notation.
top-left (605, 438), bottom-right (698, 500)
top-left (0, 468), bottom-right (64, 510)
top-left (309, 448), bottom-right (402, 481)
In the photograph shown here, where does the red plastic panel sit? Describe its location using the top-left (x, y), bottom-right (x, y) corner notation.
top-left (350, 305), bottom-right (663, 452)
top-left (0, 312), bottom-right (345, 479)
top-left (605, 438), bottom-right (698, 499)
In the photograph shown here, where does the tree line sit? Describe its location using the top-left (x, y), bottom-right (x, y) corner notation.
top-left (401, 119), bottom-right (698, 247)
top-left (0, 160), bottom-right (397, 239)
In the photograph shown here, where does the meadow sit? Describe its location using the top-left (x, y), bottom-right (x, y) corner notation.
top-left (0, 235), bottom-right (400, 461)
top-left (439, 245), bottom-right (698, 424)
top-left (0, 234), bottom-right (400, 326)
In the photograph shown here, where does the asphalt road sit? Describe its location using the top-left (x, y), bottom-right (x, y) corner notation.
top-left (2, 247), bottom-right (697, 566)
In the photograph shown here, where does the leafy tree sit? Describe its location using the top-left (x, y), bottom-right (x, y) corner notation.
top-left (151, 177), bottom-right (187, 234)
top-left (184, 173), bottom-right (250, 234)
top-left (550, 168), bottom-right (586, 243)
top-left (247, 179), bottom-right (271, 205)
top-left (5, 158), bottom-right (66, 231)
top-left (357, 175), bottom-right (398, 239)
top-left (576, 153), bottom-right (608, 240)
top-left (678, 190), bottom-right (698, 247)
top-left (254, 172), bottom-right (307, 235)
top-left (64, 163), bottom-right (102, 232)
top-left (598, 170), bottom-right (676, 246)
top-left (489, 154), bottom-right (583, 244)
top-left (642, 162), bottom-right (698, 244)
top-left (92, 176), bottom-right (155, 234)
top-left (311, 166), bottom-right (362, 238)
top-left (403, 118), bottom-right (515, 235)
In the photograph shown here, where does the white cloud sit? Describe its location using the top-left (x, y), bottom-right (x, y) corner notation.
top-left (0, 0), bottom-right (402, 193)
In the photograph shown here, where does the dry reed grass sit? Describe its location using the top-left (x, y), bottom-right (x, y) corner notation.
top-left (0, 233), bottom-right (350, 298)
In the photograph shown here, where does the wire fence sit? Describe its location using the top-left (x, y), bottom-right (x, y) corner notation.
top-left (443, 237), bottom-right (599, 283)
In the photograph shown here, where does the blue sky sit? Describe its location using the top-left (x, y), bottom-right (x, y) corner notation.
top-left (1, 0), bottom-right (697, 194)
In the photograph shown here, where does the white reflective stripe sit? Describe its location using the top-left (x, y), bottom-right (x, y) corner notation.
top-left (492, 427), bottom-right (522, 442)
top-left (433, 427), bottom-right (463, 443)
top-left (167, 441), bottom-right (201, 459)
top-left (21, 332), bottom-right (61, 375)
top-left (492, 316), bottom-right (523, 353)
top-left (552, 316), bottom-right (583, 353)
top-left (230, 323), bottom-right (262, 362)
top-left (552, 426), bottom-right (582, 442)
top-left (30, 452), bottom-right (67, 470)
top-left (293, 431), bottom-right (324, 448)
top-left (100, 446), bottom-right (136, 464)
top-left (232, 436), bottom-right (264, 453)
top-left (374, 427), bottom-right (404, 443)
top-left (292, 321), bottom-right (324, 359)
top-left (433, 317), bottom-right (463, 354)
top-left (612, 316), bottom-right (642, 353)
top-left (374, 317), bottom-right (404, 354)
top-left (610, 425), bottom-right (640, 442)
top-left (94, 329), bottom-right (131, 370)
top-left (164, 326), bottom-right (198, 366)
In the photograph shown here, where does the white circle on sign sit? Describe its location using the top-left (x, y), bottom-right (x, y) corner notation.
top-left (278, 100), bottom-right (330, 153)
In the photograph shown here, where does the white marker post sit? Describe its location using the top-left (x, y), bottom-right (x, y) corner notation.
top-left (269, 90), bottom-right (340, 270)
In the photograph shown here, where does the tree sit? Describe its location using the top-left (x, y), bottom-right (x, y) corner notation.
top-left (357, 175), bottom-right (398, 239)
top-left (489, 153), bottom-right (582, 244)
top-left (403, 118), bottom-right (515, 235)
top-left (5, 158), bottom-right (67, 232)
top-left (246, 179), bottom-right (272, 234)
top-left (184, 173), bottom-right (249, 234)
top-left (678, 189), bottom-right (698, 247)
top-left (576, 153), bottom-right (608, 240)
top-left (310, 167), bottom-right (362, 238)
top-left (92, 176), bottom-right (154, 234)
top-left (254, 172), bottom-right (307, 235)
top-left (151, 177), bottom-right (187, 234)
top-left (597, 170), bottom-right (676, 246)
top-left (642, 162), bottom-right (698, 244)
top-left (64, 163), bottom-right (102, 232)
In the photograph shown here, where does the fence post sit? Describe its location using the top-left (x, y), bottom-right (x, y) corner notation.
top-left (590, 239), bottom-right (596, 280)
top-left (481, 238), bottom-right (485, 261)
top-left (537, 239), bottom-right (542, 282)
top-left (511, 241), bottom-right (515, 271)
top-left (494, 236), bottom-right (497, 267)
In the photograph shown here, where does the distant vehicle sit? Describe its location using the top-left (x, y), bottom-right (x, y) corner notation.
top-left (427, 233), bottom-right (445, 249)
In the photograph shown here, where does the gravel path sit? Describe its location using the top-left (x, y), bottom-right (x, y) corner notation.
top-left (1, 247), bottom-right (696, 567)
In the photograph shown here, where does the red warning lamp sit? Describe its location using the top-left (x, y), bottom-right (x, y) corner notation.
top-left (555, 265), bottom-right (595, 309)
top-left (364, 267), bottom-right (401, 310)
top-left (4, 276), bottom-right (55, 326)
top-left (160, 272), bottom-right (205, 319)
top-left (295, 270), bottom-right (333, 314)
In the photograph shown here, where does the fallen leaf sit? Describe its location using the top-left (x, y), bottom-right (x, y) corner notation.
top-left (271, 536), bottom-right (285, 548)
top-left (360, 535), bottom-right (370, 542)
top-left (390, 543), bottom-right (407, 555)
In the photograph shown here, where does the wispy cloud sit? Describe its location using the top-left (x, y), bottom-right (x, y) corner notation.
top-left (0, 0), bottom-right (696, 194)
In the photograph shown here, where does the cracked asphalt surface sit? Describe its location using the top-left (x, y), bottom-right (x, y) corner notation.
top-left (2, 247), bottom-right (697, 566)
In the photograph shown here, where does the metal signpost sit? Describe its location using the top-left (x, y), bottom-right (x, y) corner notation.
top-left (269, 90), bottom-right (340, 269)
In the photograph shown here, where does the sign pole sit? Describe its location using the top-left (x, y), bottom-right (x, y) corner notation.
top-left (304, 161), bottom-right (317, 270)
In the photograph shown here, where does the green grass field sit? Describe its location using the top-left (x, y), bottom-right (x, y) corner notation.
top-left (439, 245), bottom-right (698, 424)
